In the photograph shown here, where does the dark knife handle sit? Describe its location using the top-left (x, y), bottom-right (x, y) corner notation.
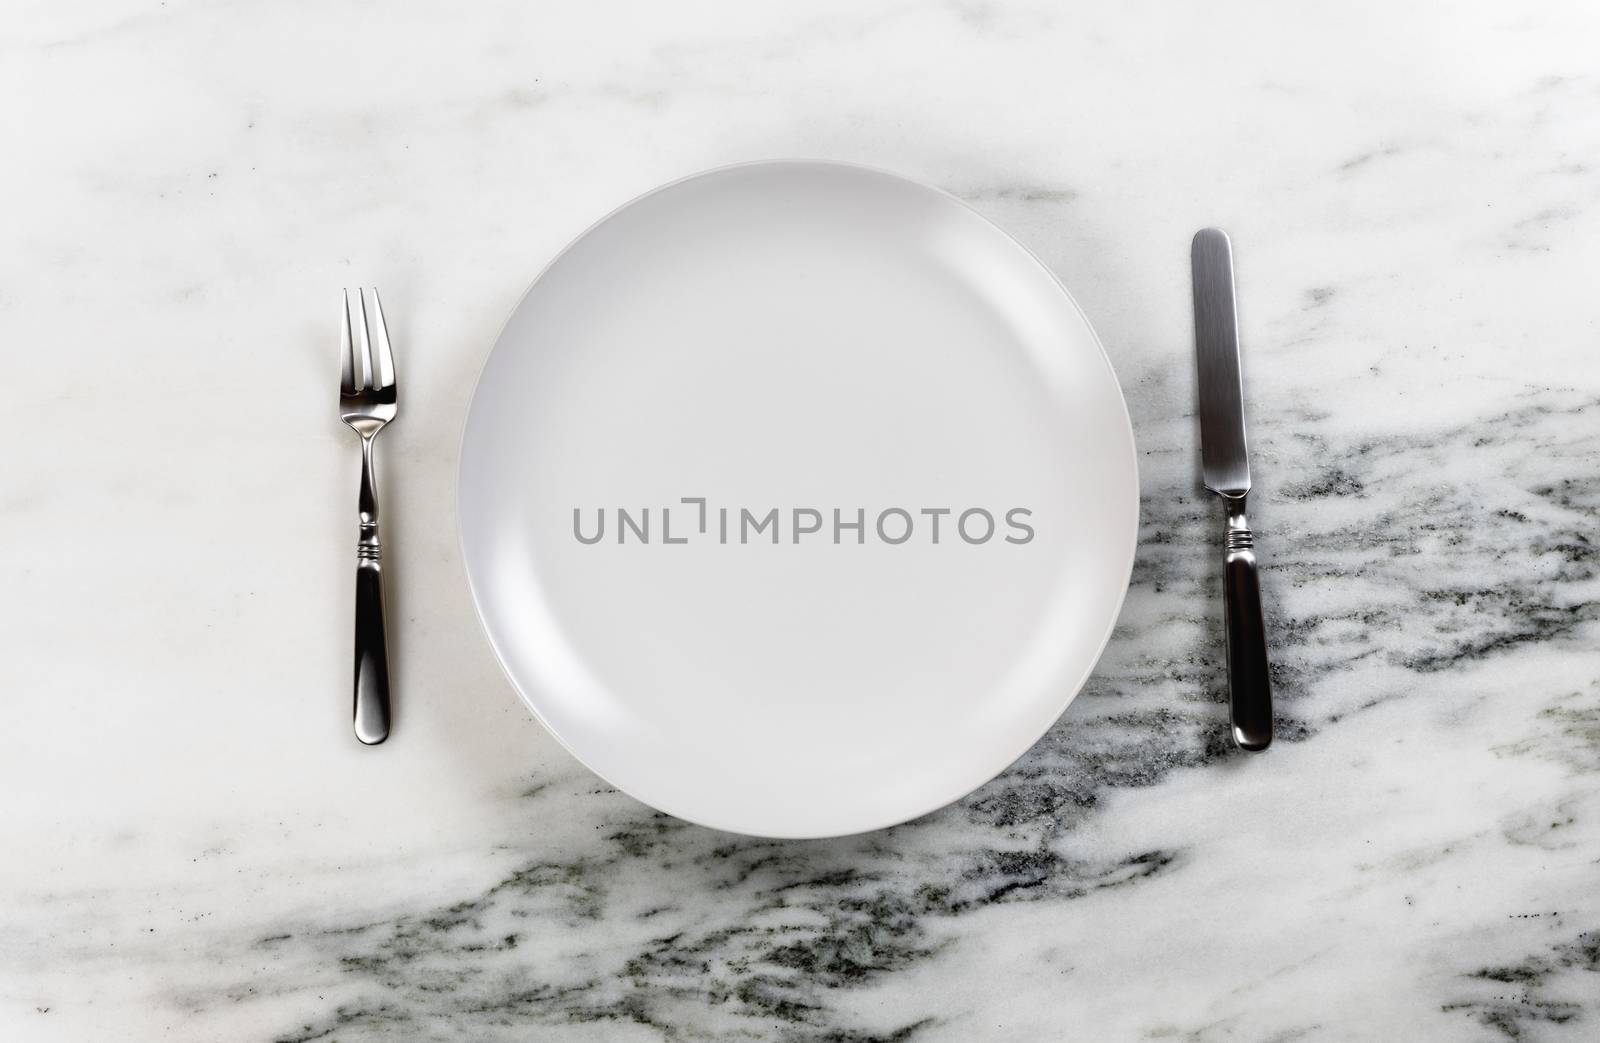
top-left (1222, 495), bottom-right (1272, 750)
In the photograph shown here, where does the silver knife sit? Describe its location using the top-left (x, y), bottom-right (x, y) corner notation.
top-left (1191, 228), bottom-right (1272, 751)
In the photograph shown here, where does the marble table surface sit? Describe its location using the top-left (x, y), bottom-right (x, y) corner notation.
top-left (5, 2), bottom-right (1598, 1039)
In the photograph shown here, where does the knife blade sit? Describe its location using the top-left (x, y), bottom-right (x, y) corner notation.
top-left (1193, 228), bottom-right (1250, 496)
top-left (1191, 228), bottom-right (1273, 751)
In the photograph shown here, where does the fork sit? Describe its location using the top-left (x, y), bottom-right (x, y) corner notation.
top-left (340, 289), bottom-right (397, 745)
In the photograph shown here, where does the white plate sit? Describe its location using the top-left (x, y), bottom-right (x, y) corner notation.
top-left (460, 161), bottom-right (1138, 838)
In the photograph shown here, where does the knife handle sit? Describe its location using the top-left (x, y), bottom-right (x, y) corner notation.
top-left (1222, 494), bottom-right (1272, 750)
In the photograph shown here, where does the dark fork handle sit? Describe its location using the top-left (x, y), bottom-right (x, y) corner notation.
top-left (353, 436), bottom-right (390, 744)
top-left (1222, 494), bottom-right (1272, 750)
top-left (354, 554), bottom-right (391, 743)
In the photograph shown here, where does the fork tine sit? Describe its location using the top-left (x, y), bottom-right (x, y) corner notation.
top-left (340, 289), bottom-right (356, 395)
top-left (351, 287), bottom-right (375, 389)
top-left (367, 288), bottom-right (396, 390)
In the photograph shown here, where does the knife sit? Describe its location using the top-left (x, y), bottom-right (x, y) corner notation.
top-left (1191, 228), bottom-right (1273, 751)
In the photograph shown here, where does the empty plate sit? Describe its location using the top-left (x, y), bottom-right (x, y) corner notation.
top-left (459, 161), bottom-right (1138, 837)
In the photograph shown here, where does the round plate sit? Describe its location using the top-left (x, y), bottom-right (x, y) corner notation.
top-left (460, 161), bottom-right (1138, 838)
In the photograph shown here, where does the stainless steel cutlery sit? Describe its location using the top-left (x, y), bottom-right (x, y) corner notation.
top-left (1192, 229), bottom-right (1273, 751)
top-left (340, 289), bottom-right (397, 745)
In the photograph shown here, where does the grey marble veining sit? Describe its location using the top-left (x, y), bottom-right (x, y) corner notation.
top-left (3, 1), bottom-right (1598, 1040)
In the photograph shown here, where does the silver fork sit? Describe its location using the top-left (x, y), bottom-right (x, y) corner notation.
top-left (340, 288), bottom-right (397, 745)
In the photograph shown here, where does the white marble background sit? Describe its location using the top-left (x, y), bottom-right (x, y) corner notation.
top-left (4, 1), bottom-right (1599, 1039)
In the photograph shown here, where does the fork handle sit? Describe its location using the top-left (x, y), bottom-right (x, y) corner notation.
top-left (353, 437), bottom-right (391, 744)
top-left (1222, 494), bottom-right (1272, 751)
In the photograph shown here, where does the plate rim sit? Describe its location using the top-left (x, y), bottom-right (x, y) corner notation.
top-left (455, 158), bottom-right (1141, 838)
